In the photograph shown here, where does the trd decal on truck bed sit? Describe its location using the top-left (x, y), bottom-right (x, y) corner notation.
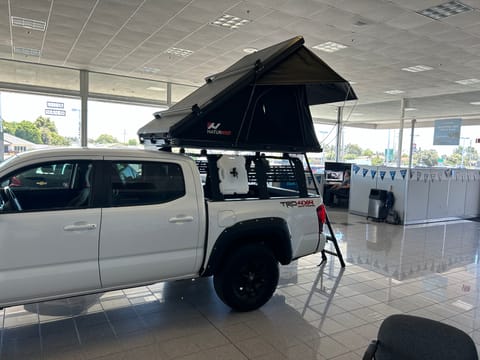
top-left (280, 200), bottom-right (315, 208)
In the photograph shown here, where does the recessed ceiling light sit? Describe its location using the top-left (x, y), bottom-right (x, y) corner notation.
top-left (14, 47), bottom-right (40, 57)
top-left (455, 78), bottom-right (480, 85)
top-left (470, 102), bottom-right (480, 105)
top-left (402, 65), bottom-right (433, 73)
top-left (385, 90), bottom-right (405, 95)
top-left (143, 67), bottom-right (160, 74)
top-left (11, 16), bottom-right (46, 31)
top-left (243, 47), bottom-right (257, 54)
top-left (417, 1), bottom-right (472, 20)
top-left (147, 86), bottom-right (166, 92)
top-left (405, 107), bottom-right (417, 111)
top-left (352, 113), bottom-right (363, 116)
top-left (210, 14), bottom-right (250, 29)
top-left (165, 47), bottom-right (194, 57)
top-left (349, 81), bottom-right (357, 85)
top-left (312, 41), bottom-right (348, 53)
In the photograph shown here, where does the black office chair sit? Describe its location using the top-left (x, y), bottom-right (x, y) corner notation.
top-left (363, 314), bottom-right (478, 360)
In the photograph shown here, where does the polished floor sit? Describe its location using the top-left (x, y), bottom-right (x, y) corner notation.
top-left (1, 209), bottom-right (480, 359)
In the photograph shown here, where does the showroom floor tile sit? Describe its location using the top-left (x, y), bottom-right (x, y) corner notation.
top-left (1, 209), bottom-right (480, 359)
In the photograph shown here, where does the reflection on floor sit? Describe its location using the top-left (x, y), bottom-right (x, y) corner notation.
top-left (1, 209), bottom-right (480, 359)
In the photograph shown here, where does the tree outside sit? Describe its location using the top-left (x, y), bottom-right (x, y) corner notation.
top-left (4, 117), bottom-right (70, 145)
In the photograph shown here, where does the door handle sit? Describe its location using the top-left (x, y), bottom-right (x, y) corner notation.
top-left (64, 223), bottom-right (97, 232)
top-left (168, 215), bottom-right (194, 223)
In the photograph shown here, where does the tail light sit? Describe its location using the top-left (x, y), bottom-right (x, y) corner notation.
top-left (317, 204), bottom-right (326, 233)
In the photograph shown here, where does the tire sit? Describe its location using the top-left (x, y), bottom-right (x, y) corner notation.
top-left (213, 244), bottom-right (279, 312)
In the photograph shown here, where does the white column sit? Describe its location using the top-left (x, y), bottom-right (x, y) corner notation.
top-left (335, 106), bottom-right (343, 162)
top-left (397, 98), bottom-right (406, 167)
top-left (408, 119), bottom-right (416, 169)
top-left (80, 70), bottom-right (89, 147)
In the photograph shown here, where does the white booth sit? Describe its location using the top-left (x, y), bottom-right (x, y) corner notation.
top-left (349, 165), bottom-right (480, 224)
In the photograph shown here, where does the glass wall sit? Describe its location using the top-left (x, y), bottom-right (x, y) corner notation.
top-left (338, 124), bottom-right (480, 168)
top-left (1, 91), bottom-right (81, 158)
top-left (87, 100), bottom-right (166, 147)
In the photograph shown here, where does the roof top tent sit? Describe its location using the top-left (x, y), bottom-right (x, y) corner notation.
top-left (137, 35), bottom-right (357, 153)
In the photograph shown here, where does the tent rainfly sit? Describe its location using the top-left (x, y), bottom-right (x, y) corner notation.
top-left (138, 36), bottom-right (357, 153)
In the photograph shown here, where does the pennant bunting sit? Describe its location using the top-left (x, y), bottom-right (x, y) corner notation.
top-left (371, 169), bottom-right (377, 179)
top-left (400, 169), bottom-right (407, 179)
top-left (390, 170), bottom-right (396, 180)
top-left (353, 165), bottom-right (360, 174)
top-left (362, 168), bottom-right (368, 177)
top-left (380, 170), bottom-right (386, 180)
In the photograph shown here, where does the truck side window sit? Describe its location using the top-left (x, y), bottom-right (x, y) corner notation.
top-left (0, 161), bottom-right (93, 212)
top-left (109, 161), bottom-right (185, 207)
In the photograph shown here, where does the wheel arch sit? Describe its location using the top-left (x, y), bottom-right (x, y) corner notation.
top-left (202, 217), bottom-right (292, 277)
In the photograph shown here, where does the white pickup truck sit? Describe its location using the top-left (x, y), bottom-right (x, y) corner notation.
top-left (0, 147), bottom-right (326, 311)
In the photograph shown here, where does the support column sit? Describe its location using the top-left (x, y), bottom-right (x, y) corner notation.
top-left (0, 92), bottom-right (3, 161)
top-left (80, 70), bottom-right (89, 147)
top-left (167, 82), bottom-right (172, 106)
top-left (408, 119), bottom-right (416, 169)
top-left (397, 98), bottom-right (406, 167)
top-left (335, 106), bottom-right (343, 162)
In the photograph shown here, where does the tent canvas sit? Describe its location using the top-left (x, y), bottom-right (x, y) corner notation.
top-left (138, 36), bottom-right (357, 153)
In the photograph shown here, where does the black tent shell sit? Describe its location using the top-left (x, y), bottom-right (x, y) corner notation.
top-left (138, 36), bottom-right (357, 153)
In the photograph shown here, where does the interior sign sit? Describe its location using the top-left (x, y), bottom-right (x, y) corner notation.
top-left (433, 118), bottom-right (461, 145)
top-left (46, 101), bottom-right (64, 109)
top-left (45, 109), bottom-right (66, 116)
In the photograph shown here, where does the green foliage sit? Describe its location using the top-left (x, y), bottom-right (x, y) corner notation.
top-left (414, 149), bottom-right (439, 167)
top-left (343, 153), bottom-right (357, 160)
top-left (371, 155), bottom-right (384, 166)
top-left (363, 149), bottom-right (374, 157)
top-left (3, 117), bottom-right (70, 145)
top-left (13, 121), bottom-right (43, 143)
top-left (127, 138), bottom-right (138, 146)
top-left (96, 134), bottom-right (119, 144)
top-left (344, 143), bottom-right (362, 156)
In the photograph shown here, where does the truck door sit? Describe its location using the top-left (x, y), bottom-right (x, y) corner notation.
top-left (0, 159), bottom-right (101, 305)
top-left (99, 159), bottom-right (201, 288)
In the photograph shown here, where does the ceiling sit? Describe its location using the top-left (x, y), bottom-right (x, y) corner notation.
top-left (1, 0), bottom-right (480, 128)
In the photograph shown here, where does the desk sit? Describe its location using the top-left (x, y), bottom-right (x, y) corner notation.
top-left (323, 183), bottom-right (350, 206)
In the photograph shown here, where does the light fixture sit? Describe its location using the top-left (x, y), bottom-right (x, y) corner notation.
top-left (455, 78), bottom-right (480, 85)
top-left (142, 67), bottom-right (160, 74)
top-left (243, 47), bottom-right (258, 54)
top-left (210, 14), bottom-right (250, 29)
top-left (11, 16), bottom-right (46, 31)
top-left (385, 90), bottom-right (405, 95)
top-left (14, 47), bottom-right (40, 56)
top-left (417, 1), bottom-right (472, 20)
top-left (312, 41), bottom-right (348, 53)
top-left (164, 47), bottom-right (194, 57)
top-left (405, 108), bottom-right (417, 111)
top-left (402, 65), bottom-right (433, 73)
top-left (147, 86), bottom-right (166, 92)
top-left (470, 102), bottom-right (480, 105)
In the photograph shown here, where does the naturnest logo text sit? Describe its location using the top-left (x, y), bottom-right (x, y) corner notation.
top-left (207, 122), bottom-right (232, 136)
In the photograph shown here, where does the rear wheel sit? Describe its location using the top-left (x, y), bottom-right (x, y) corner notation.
top-left (213, 244), bottom-right (279, 312)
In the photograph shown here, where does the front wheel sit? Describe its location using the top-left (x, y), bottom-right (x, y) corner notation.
top-left (213, 244), bottom-right (279, 312)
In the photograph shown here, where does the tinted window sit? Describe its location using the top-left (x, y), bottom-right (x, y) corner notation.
top-left (109, 161), bottom-right (185, 207)
top-left (0, 161), bottom-right (93, 212)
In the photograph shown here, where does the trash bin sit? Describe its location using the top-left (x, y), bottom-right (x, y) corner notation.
top-left (368, 189), bottom-right (388, 220)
